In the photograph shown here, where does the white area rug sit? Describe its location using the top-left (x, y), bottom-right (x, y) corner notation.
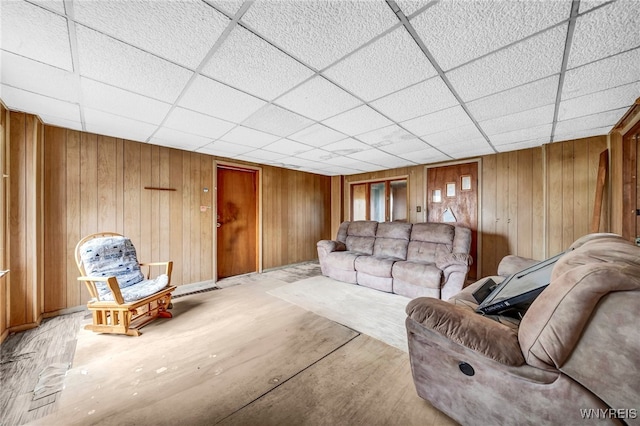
top-left (268, 275), bottom-right (412, 352)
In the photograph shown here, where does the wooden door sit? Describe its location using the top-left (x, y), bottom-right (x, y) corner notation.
top-left (427, 162), bottom-right (478, 279)
top-left (216, 166), bottom-right (258, 279)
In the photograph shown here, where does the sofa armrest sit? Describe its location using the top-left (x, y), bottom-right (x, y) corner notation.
top-left (406, 297), bottom-right (525, 366)
top-left (317, 240), bottom-right (346, 254)
top-left (436, 252), bottom-right (473, 269)
top-left (497, 255), bottom-right (539, 277)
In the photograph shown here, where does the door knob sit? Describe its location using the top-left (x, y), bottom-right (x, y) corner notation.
top-left (217, 223), bottom-right (221, 228)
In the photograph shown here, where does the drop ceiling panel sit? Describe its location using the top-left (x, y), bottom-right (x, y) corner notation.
top-left (378, 138), bottom-right (432, 155)
top-left (215, 1), bottom-right (245, 16)
top-left (150, 127), bottom-right (213, 151)
top-left (81, 78), bottom-right (172, 125)
top-left (562, 48), bottom-right (640, 100)
top-left (263, 139), bottom-right (314, 156)
top-left (242, 104), bottom-right (314, 137)
top-left (554, 107), bottom-right (627, 137)
top-left (495, 138), bottom-right (549, 152)
top-left (395, 1), bottom-right (432, 18)
top-left (466, 75), bottom-right (559, 122)
top-left (287, 123), bottom-right (348, 147)
top-left (370, 76), bottom-right (459, 122)
top-left (356, 125), bottom-right (430, 156)
top-left (178, 75), bottom-right (266, 123)
top-left (240, 0), bottom-right (398, 70)
top-left (479, 104), bottom-right (556, 137)
top-left (322, 138), bottom-right (372, 156)
top-left (323, 27), bottom-right (437, 101)
top-left (558, 81), bottom-right (640, 121)
top-left (296, 148), bottom-right (338, 162)
top-left (553, 125), bottom-right (611, 142)
top-left (83, 107), bottom-right (157, 142)
top-left (315, 165), bottom-right (361, 176)
top-left (38, 114), bottom-right (83, 131)
top-left (423, 124), bottom-right (486, 147)
top-left (442, 142), bottom-right (495, 158)
top-left (348, 149), bottom-right (416, 168)
top-left (398, 148), bottom-right (450, 164)
top-left (1, 84), bottom-right (80, 123)
top-left (198, 140), bottom-right (255, 157)
top-left (202, 26), bottom-right (315, 100)
top-left (401, 105), bottom-right (474, 137)
top-left (163, 107), bottom-right (236, 140)
top-left (1, 0), bottom-right (72, 71)
top-left (73, 0), bottom-right (229, 68)
top-left (490, 123), bottom-right (552, 146)
top-left (218, 125), bottom-right (280, 148)
top-left (76, 26), bottom-right (193, 103)
top-left (446, 24), bottom-right (567, 102)
top-left (568, 1), bottom-right (640, 69)
top-left (30, 0), bottom-right (65, 14)
top-left (321, 154), bottom-right (378, 171)
top-left (321, 105), bottom-right (393, 136)
top-left (1, 51), bottom-right (79, 103)
top-left (275, 76), bottom-right (362, 121)
top-left (411, 0), bottom-right (570, 71)
top-left (234, 150), bottom-right (287, 165)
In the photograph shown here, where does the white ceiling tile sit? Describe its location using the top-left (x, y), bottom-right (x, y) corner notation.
top-left (323, 27), bottom-right (437, 101)
top-left (401, 105), bottom-right (474, 137)
top-left (38, 114), bottom-right (83, 131)
top-left (412, 0), bottom-right (570, 71)
top-left (348, 149), bottom-right (417, 168)
top-left (178, 75), bottom-right (267, 123)
top-left (447, 24), bottom-right (567, 102)
top-left (296, 148), bottom-right (338, 162)
top-left (558, 81), bottom-right (640, 121)
top-left (321, 154), bottom-right (378, 171)
top-left (490, 124), bottom-right (552, 146)
top-left (30, 0), bottom-right (65, 14)
top-left (237, 149), bottom-right (288, 163)
top-left (1, 0), bottom-right (72, 70)
top-left (356, 125), bottom-right (430, 156)
top-left (81, 78), bottom-right (172, 125)
top-left (214, 1), bottom-right (245, 16)
top-left (315, 165), bottom-right (361, 176)
top-left (578, 1), bottom-right (609, 13)
top-left (242, 104), bottom-right (314, 137)
top-left (275, 156), bottom-right (323, 169)
top-left (0, 51), bottom-right (79, 103)
top-left (241, 0), bottom-right (398, 70)
top-left (424, 125), bottom-right (486, 147)
top-left (322, 138), bottom-right (372, 156)
top-left (568, 1), bottom-right (640, 69)
top-left (479, 104), bottom-right (556, 137)
top-left (74, 0), bottom-right (229, 68)
top-left (202, 26), bottom-right (314, 101)
top-left (562, 48), bottom-right (640, 99)
top-left (378, 138), bottom-right (432, 155)
top-left (554, 107), bottom-right (627, 137)
top-left (553, 125), bottom-right (611, 142)
top-left (287, 124), bottom-right (348, 147)
top-left (321, 105), bottom-right (393, 136)
top-left (163, 107), bottom-right (235, 140)
top-left (76, 26), bottom-right (193, 103)
top-left (370, 76), bottom-right (459, 122)
top-left (395, 1), bottom-right (432, 18)
top-left (495, 138), bottom-right (549, 152)
top-left (397, 148), bottom-right (451, 164)
top-left (440, 139), bottom-right (496, 157)
top-left (0, 84), bottom-right (80, 122)
top-left (275, 76), bottom-right (362, 121)
top-left (466, 75), bottom-right (560, 122)
top-left (83, 107), bottom-right (157, 142)
top-left (263, 139), bottom-right (314, 155)
top-left (219, 126), bottom-right (280, 148)
top-left (150, 127), bottom-right (213, 151)
top-left (198, 140), bottom-right (255, 157)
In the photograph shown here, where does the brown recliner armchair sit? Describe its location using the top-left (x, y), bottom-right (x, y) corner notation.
top-left (405, 234), bottom-right (640, 425)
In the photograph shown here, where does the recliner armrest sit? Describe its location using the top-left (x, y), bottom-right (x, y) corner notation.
top-left (406, 297), bottom-right (525, 366)
top-left (497, 255), bottom-right (539, 277)
top-left (436, 252), bottom-right (473, 269)
top-left (317, 240), bottom-right (346, 254)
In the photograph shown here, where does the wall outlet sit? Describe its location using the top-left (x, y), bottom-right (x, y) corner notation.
top-left (416, 206), bottom-right (422, 212)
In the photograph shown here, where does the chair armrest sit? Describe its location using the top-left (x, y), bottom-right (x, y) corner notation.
top-left (77, 276), bottom-right (124, 304)
top-left (406, 297), bottom-right (525, 366)
top-left (139, 261), bottom-right (173, 283)
top-left (497, 255), bottom-right (539, 277)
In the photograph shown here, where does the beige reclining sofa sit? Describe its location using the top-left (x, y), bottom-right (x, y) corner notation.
top-left (405, 233), bottom-right (640, 425)
top-left (317, 220), bottom-right (472, 300)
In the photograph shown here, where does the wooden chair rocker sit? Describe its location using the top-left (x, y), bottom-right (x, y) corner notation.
top-left (75, 232), bottom-right (175, 336)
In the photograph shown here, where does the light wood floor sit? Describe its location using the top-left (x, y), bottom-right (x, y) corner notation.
top-left (1, 262), bottom-right (455, 426)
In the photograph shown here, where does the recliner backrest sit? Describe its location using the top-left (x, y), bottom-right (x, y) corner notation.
top-left (372, 222), bottom-right (412, 259)
top-left (345, 221), bottom-right (378, 255)
top-left (406, 223), bottom-right (456, 263)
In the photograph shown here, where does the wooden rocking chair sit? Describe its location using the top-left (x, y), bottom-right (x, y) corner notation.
top-left (75, 232), bottom-right (175, 336)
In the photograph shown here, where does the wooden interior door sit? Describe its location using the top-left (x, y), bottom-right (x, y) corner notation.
top-left (216, 166), bottom-right (257, 279)
top-left (427, 162), bottom-right (479, 279)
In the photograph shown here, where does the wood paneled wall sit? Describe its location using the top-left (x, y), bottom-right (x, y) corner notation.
top-left (342, 136), bottom-right (609, 276)
top-left (1, 103), bottom-right (8, 342)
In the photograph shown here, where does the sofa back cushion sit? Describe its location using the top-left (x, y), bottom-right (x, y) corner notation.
top-left (373, 222), bottom-right (412, 259)
top-left (79, 236), bottom-right (145, 297)
top-left (519, 236), bottom-right (640, 370)
top-left (345, 221), bottom-right (378, 255)
top-left (406, 223), bottom-right (455, 263)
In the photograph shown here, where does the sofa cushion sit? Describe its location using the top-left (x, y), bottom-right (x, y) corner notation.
top-left (372, 222), bottom-right (411, 259)
top-left (392, 261), bottom-right (442, 288)
top-left (355, 255), bottom-right (396, 278)
top-left (345, 221), bottom-right (378, 254)
top-left (79, 236), bottom-right (145, 296)
top-left (406, 223), bottom-right (455, 263)
top-left (325, 251), bottom-right (362, 271)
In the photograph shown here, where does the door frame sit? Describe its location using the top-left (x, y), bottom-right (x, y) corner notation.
top-left (214, 161), bottom-right (262, 281)
top-left (425, 158), bottom-right (483, 277)
top-left (345, 174), bottom-right (409, 221)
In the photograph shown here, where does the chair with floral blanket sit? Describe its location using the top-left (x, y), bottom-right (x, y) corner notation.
top-left (75, 232), bottom-right (175, 336)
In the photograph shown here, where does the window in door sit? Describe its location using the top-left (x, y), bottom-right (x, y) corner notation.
top-left (350, 178), bottom-right (407, 222)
